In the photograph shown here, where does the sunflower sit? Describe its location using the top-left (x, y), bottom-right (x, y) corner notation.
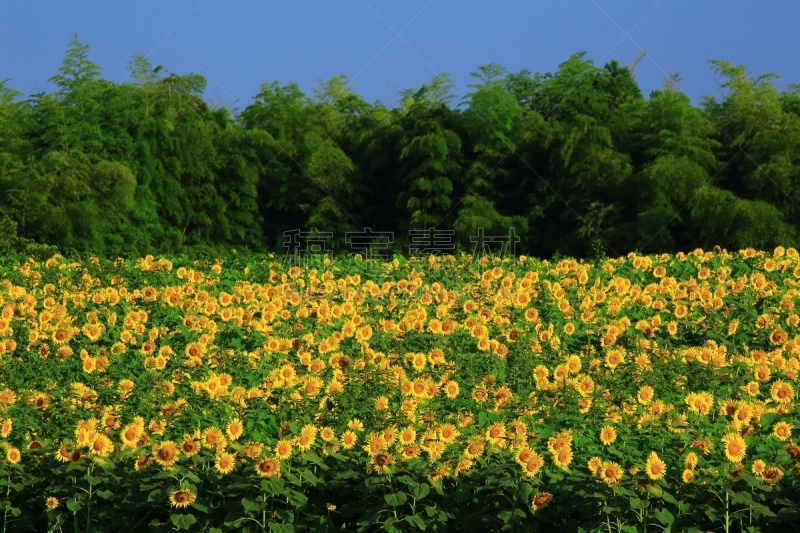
top-left (152, 441), bottom-right (179, 467)
top-left (5, 447), bottom-right (21, 464)
top-left (215, 452), bottom-right (236, 475)
top-left (243, 441), bottom-right (264, 460)
top-left (771, 381), bottom-right (795, 404)
top-left (89, 434), bottom-right (114, 457)
top-left (485, 423), bottom-right (507, 447)
top-left (763, 467), bottom-right (784, 485)
top-left (296, 431), bottom-right (315, 452)
top-left (587, 456), bottom-right (603, 476)
top-left (733, 403), bottom-right (753, 429)
top-left (681, 469), bottom-right (694, 484)
top-left (255, 458), bottom-right (282, 478)
top-left (121, 423), bottom-right (142, 449)
top-left (180, 438), bottom-right (201, 458)
top-left (751, 459), bottom-right (767, 478)
top-left (438, 423), bottom-right (459, 444)
top-left (54, 442), bottom-right (72, 463)
top-left (424, 441), bottom-right (445, 462)
top-left (45, 496), bottom-right (59, 510)
top-left (201, 427), bottom-right (227, 450)
top-left (369, 453), bottom-right (394, 475)
top-left (453, 458), bottom-right (474, 477)
top-left (637, 386), bottom-right (655, 405)
top-left (224, 418), bottom-right (243, 442)
top-left (398, 427), bottom-right (416, 446)
top-left (553, 446), bottom-right (573, 470)
top-left (347, 418), bottom-right (365, 432)
top-left (645, 451), bottom-right (666, 480)
top-left (600, 461), bottom-right (623, 486)
top-left (530, 493), bottom-right (553, 512)
top-left (684, 451), bottom-right (698, 470)
top-left (721, 432), bottom-right (747, 463)
top-left (134, 454), bottom-right (152, 471)
top-left (400, 444), bottom-right (421, 460)
top-left (0, 418), bottom-right (11, 438)
top-left (341, 431), bottom-right (358, 450)
top-left (522, 452), bottom-right (545, 478)
top-left (599, 426), bottom-right (616, 446)
top-left (169, 489), bottom-right (197, 509)
top-left (444, 381), bottom-right (460, 399)
top-left (382, 426), bottom-right (398, 446)
top-left (463, 437), bottom-right (485, 460)
top-left (374, 396), bottom-right (389, 410)
top-left (411, 353), bottom-right (427, 372)
top-left (320, 427), bottom-right (336, 442)
top-left (771, 421), bottom-right (792, 441)
top-left (363, 433), bottom-right (386, 457)
top-left (274, 439), bottom-right (293, 459)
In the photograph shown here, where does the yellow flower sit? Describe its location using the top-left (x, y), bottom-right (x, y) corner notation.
top-left (5, 447), bottom-right (21, 464)
top-left (599, 426), bottom-right (616, 445)
top-left (347, 418), bottom-right (364, 432)
top-left (255, 458), bottom-right (281, 478)
top-left (771, 380), bottom-right (794, 404)
top-left (552, 446), bottom-right (573, 470)
top-left (772, 421), bottom-right (793, 441)
top-left (444, 381), bottom-right (460, 399)
top-left (274, 439), bottom-right (293, 460)
top-left (600, 461), bottom-right (623, 485)
top-left (374, 396), bottom-right (389, 410)
top-left (169, 489), bottom-right (197, 509)
top-left (645, 451), bottom-right (666, 480)
top-left (684, 451), bottom-right (698, 470)
top-left (215, 452), bottom-right (236, 475)
top-left (341, 430), bottom-right (358, 450)
top-left (45, 496), bottom-right (59, 510)
top-left (637, 386), bottom-right (655, 405)
top-left (89, 434), bottom-right (115, 457)
top-left (201, 427), bottom-right (226, 450)
top-left (681, 469), bottom-right (694, 484)
top-left (152, 441), bottom-right (178, 467)
top-left (485, 422), bottom-right (507, 447)
top-left (721, 432), bottom-right (747, 463)
top-left (751, 459), bottom-right (767, 478)
top-left (369, 453), bottom-right (394, 475)
top-left (226, 417), bottom-right (243, 441)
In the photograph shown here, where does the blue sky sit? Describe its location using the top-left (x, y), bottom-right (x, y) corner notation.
top-left (2, 1), bottom-right (799, 114)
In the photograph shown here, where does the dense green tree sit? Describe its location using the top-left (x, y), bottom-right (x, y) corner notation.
top-left (1, 37), bottom-right (800, 260)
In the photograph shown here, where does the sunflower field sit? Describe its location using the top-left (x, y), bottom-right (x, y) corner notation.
top-left (0, 247), bottom-right (798, 532)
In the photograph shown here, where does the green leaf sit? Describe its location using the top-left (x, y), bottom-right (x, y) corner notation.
top-left (661, 491), bottom-right (678, 506)
top-left (383, 516), bottom-right (402, 533)
top-left (411, 482), bottom-right (430, 500)
top-left (285, 488), bottom-right (308, 508)
top-left (629, 497), bottom-right (648, 510)
top-left (405, 514), bottom-right (427, 530)
top-left (96, 489), bottom-right (114, 500)
top-left (654, 508), bottom-right (674, 525)
top-left (262, 477), bottom-right (285, 495)
top-left (242, 497), bottom-right (261, 511)
top-left (224, 510), bottom-right (244, 526)
top-left (385, 492), bottom-right (408, 507)
top-left (66, 499), bottom-right (83, 513)
top-left (170, 513), bottom-right (197, 530)
top-left (519, 482), bottom-right (533, 502)
top-left (269, 523), bottom-right (295, 533)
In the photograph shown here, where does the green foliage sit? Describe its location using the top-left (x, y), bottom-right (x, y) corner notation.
top-left (1, 38), bottom-right (800, 260)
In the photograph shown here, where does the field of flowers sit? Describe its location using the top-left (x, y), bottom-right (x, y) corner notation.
top-left (0, 248), bottom-right (798, 532)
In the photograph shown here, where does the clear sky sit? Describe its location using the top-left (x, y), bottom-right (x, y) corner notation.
top-left (2, 1), bottom-right (799, 114)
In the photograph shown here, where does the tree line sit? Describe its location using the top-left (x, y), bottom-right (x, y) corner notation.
top-left (2, 34), bottom-right (800, 261)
